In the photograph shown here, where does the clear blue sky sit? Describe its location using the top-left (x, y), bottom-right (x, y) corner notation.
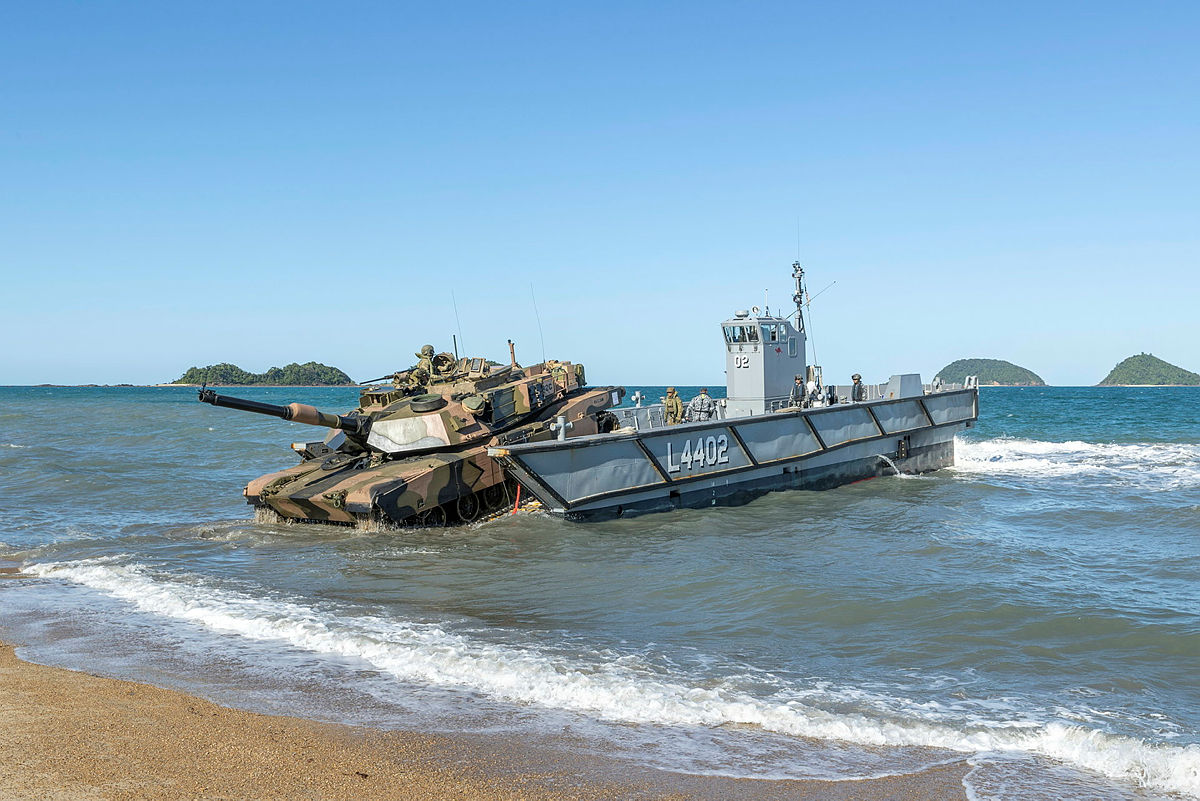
top-left (2, 2), bottom-right (1197, 386)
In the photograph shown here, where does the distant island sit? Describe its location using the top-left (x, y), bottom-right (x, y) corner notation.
top-left (171, 362), bottom-right (354, 386)
top-left (1098, 353), bottom-right (1200, 386)
top-left (935, 358), bottom-right (1045, 386)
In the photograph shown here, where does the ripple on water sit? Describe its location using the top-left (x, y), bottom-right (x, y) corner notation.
top-left (1, 387), bottom-right (1198, 799)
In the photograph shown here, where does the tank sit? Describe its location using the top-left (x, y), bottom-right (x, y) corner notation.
top-left (198, 347), bottom-right (624, 527)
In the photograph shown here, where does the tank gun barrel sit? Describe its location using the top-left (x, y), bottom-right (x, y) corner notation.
top-left (197, 387), bottom-right (365, 434)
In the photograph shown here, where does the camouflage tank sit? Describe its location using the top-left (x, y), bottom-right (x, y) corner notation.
top-left (198, 344), bottom-right (624, 526)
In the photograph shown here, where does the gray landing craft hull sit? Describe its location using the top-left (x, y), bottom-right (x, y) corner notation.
top-left (491, 389), bottom-right (978, 519)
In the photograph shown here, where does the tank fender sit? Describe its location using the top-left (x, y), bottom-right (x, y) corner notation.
top-left (345, 478), bottom-right (405, 515)
top-left (245, 461), bottom-right (320, 502)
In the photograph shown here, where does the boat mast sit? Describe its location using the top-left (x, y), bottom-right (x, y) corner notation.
top-left (791, 260), bottom-right (807, 334)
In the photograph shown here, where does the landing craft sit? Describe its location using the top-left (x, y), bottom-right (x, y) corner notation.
top-left (199, 346), bottom-right (623, 526)
top-left (490, 262), bottom-right (979, 519)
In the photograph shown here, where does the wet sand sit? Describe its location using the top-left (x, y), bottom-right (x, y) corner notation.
top-left (0, 636), bottom-right (969, 800)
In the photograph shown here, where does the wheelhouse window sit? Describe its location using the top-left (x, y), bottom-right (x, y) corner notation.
top-left (723, 325), bottom-right (760, 344)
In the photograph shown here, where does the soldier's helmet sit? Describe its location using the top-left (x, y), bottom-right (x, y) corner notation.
top-left (795, 374), bottom-right (803, 381)
top-left (852, 373), bottom-right (861, 380)
top-left (420, 344), bottom-right (435, 357)
top-left (700, 387), bottom-right (708, 393)
top-left (667, 387), bottom-right (676, 394)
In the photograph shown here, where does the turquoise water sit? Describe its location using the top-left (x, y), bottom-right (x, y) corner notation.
top-left (0, 386), bottom-right (1197, 798)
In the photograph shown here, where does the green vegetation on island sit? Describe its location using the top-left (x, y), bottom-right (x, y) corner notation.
top-left (172, 362), bottom-right (354, 386)
top-left (1098, 353), bottom-right (1200, 386)
top-left (935, 358), bottom-right (1045, 386)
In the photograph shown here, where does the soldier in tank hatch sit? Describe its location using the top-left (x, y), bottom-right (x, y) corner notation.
top-left (851, 373), bottom-right (866, 402)
top-left (685, 388), bottom-right (716, 422)
top-left (664, 387), bottom-right (684, 425)
top-left (415, 345), bottom-right (435, 376)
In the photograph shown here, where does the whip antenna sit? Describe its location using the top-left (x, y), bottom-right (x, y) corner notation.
top-left (803, 279), bottom-right (837, 367)
top-left (530, 282), bottom-right (547, 364)
top-left (451, 290), bottom-right (466, 355)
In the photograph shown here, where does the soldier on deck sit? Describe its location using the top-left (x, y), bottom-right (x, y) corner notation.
top-left (664, 387), bottom-right (683, 425)
top-left (788, 374), bottom-right (805, 407)
top-left (851, 373), bottom-right (867, 402)
top-left (685, 387), bottom-right (716, 422)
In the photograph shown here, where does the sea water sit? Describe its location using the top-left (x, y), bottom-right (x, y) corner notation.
top-left (0, 385), bottom-right (1197, 799)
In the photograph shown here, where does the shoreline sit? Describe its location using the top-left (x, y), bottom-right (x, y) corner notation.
top-left (13, 384), bottom-right (362, 389)
top-left (0, 633), bottom-right (970, 800)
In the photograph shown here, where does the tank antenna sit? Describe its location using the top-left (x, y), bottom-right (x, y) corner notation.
top-left (451, 290), bottom-right (466, 356)
top-left (530, 282), bottom-right (547, 365)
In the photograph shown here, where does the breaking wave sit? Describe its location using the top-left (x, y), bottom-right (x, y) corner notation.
top-left (24, 559), bottom-right (1200, 797)
top-left (954, 436), bottom-right (1200, 490)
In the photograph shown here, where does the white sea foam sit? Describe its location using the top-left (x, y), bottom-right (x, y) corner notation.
top-left (24, 558), bottom-right (1200, 797)
top-left (954, 437), bottom-right (1200, 490)
top-left (3, 443), bottom-right (28, 448)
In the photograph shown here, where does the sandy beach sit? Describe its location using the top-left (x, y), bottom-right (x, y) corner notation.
top-left (0, 635), bottom-right (970, 800)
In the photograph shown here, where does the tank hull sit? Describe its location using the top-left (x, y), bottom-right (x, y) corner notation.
top-left (243, 385), bottom-right (621, 526)
top-left (492, 389), bottom-right (977, 520)
top-left (246, 445), bottom-right (510, 525)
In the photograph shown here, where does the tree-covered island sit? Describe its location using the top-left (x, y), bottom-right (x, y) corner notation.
top-left (935, 358), bottom-right (1045, 386)
top-left (1098, 354), bottom-right (1200, 386)
top-left (171, 362), bottom-right (354, 386)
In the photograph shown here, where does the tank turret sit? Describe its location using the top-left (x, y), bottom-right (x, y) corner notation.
top-left (198, 345), bottom-right (624, 527)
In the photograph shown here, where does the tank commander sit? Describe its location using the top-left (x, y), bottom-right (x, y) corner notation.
top-left (685, 387), bottom-right (716, 422)
top-left (788, 374), bottom-right (805, 407)
top-left (664, 387), bottom-right (683, 425)
top-left (415, 345), bottom-right (435, 376)
top-left (851, 373), bottom-right (867, 402)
